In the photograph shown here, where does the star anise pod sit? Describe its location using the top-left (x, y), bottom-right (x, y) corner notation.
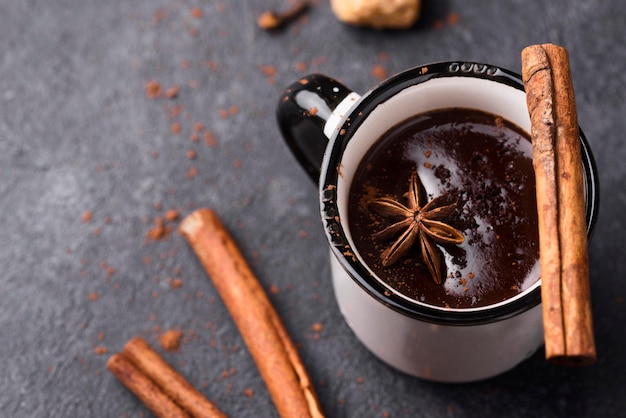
top-left (369, 169), bottom-right (464, 284)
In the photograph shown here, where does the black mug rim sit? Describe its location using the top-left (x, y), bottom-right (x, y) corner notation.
top-left (319, 61), bottom-right (599, 326)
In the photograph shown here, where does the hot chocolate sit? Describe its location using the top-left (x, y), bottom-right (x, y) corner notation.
top-left (348, 108), bottom-right (540, 309)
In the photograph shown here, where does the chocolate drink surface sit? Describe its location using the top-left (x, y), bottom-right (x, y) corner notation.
top-left (348, 108), bottom-right (540, 309)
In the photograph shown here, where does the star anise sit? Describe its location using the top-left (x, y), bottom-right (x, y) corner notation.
top-left (369, 169), bottom-right (464, 284)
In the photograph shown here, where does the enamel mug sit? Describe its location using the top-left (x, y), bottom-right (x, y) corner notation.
top-left (276, 62), bottom-right (598, 382)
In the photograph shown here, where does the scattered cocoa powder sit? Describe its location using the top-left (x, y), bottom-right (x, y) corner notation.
top-left (165, 104), bottom-right (183, 118)
top-left (204, 131), bottom-right (217, 147)
top-left (190, 7), bottom-right (203, 19)
top-left (106, 265), bottom-right (116, 277)
top-left (166, 85), bottom-right (180, 99)
top-left (165, 210), bottom-right (180, 222)
top-left (145, 80), bottom-right (162, 99)
top-left (186, 166), bottom-right (198, 179)
top-left (206, 60), bottom-right (218, 72)
top-left (168, 278), bottom-right (183, 289)
top-left (146, 217), bottom-right (168, 241)
top-left (94, 346), bottom-right (108, 355)
top-left (86, 10), bottom-right (334, 411)
top-left (160, 329), bottom-right (183, 351)
top-left (153, 9), bottom-right (166, 25)
top-left (447, 12), bottom-right (460, 26)
top-left (312, 55), bottom-right (327, 67)
top-left (371, 64), bottom-right (387, 80)
top-left (260, 65), bottom-right (277, 85)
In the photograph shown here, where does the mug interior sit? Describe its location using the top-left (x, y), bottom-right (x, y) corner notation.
top-left (336, 76), bottom-right (539, 313)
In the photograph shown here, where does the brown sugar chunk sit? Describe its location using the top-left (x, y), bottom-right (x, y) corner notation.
top-left (331, 0), bottom-right (421, 29)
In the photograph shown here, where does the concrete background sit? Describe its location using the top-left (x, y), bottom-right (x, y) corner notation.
top-left (1, 0), bottom-right (625, 417)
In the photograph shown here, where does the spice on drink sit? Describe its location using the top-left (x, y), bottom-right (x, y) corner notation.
top-left (368, 169), bottom-right (464, 284)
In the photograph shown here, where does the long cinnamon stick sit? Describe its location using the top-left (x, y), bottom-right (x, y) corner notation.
top-left (521, 43), bottom-right (596, 366)
top-left (179, 208), bottom-right (324, 418)
top-left (106, 353), bottom-right (190, 418)
top-left (123, 337), bottom-right (227, 418)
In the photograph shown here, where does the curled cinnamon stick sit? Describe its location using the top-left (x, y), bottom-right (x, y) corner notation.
top-left (106, 353), bottom-right (190, 418)
top-left (179, 208), bottom-right (324, 418)
top-left (123, 337), bottom-right (227, 418)
top-left (521, 44), bottom-right (596, 366)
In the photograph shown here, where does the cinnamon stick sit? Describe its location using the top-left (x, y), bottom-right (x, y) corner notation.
top-left (106, 353), bottom-right (190, 418)
top-left (257, 0), bottom-right (310, 30)
top-left (521, 43), bottom-right (596, 366)
top-left (179, 208), bottom-right (324, 418)
top-left (123, 337), bottom-right (227, 418)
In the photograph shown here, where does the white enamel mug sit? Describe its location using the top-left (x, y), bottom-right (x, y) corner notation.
top-left (276, 62), bottom-right (598, 382)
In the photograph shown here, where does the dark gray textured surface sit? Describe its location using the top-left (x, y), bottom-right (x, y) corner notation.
top-left (1, 1), bottom-right (625, 417)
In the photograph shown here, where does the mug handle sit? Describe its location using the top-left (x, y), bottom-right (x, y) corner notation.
top-left (276, 74), bottom-right (360, 183)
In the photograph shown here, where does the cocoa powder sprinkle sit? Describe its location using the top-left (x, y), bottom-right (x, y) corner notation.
top-left (94, 346), bottom-right (108, 355)
top-left (166, 85), bottom-right (179, 99)
top-left (160, 329), bottom-right (183, 351)
top-left (145, 80), bottom-right (162, 99)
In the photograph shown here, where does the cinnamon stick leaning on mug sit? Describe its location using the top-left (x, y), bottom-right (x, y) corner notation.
top-left (521, 43), bottom-right (596, 366)
top-left (179, 208), bottom-right (324, 418)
